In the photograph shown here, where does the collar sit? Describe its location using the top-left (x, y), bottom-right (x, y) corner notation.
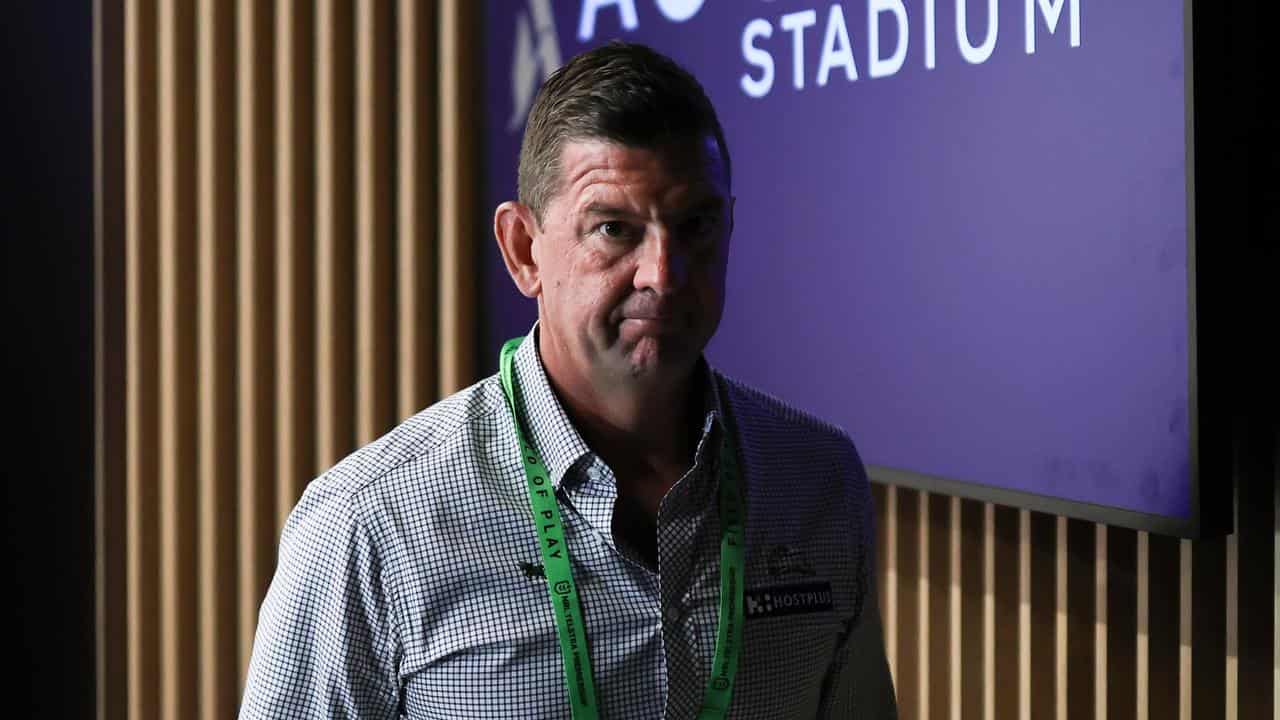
top-left (507, 323), bottom-right (728, 491)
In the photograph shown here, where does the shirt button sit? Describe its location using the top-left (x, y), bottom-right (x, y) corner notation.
top-left (664, 605), bottom-right (681, 625)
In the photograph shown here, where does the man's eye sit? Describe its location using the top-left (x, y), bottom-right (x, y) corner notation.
top-left (598, 221), bottom-right (630, 239)
top-left (683, 214), bottom-right (719, 239)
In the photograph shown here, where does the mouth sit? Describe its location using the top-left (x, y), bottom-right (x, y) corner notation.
top-left (619, 314), bottom-right (684, 334)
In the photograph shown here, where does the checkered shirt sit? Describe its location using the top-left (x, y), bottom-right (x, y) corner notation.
top-left (240, 327), bottom-right (896, 719)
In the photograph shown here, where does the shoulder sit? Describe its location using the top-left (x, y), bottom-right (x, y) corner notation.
top-left (284, 374), bottom-right (510, 538)
top-left (714, 370), bottom-right (861, 464)
top-left (714, 370), bottom-right (873, 532)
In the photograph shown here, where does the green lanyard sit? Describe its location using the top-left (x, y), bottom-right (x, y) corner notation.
top-left (499, 337), bottom-right (745, 720)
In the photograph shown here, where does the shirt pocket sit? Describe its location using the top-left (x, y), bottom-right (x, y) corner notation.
top-left (729, 611), bottom-right (847, 719)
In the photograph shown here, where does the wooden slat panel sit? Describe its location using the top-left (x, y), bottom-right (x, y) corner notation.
top-left (1029, 512), bottom-right (1056, 720)
top-left (396, 0), bottom-right (438, 418)
top-left (928, 493), bottom-right (951, 720)
top-left (1237, 425), bottom-right (1277, 719)
top-left (315, 0), bottom-right (356, 469)
top-left (274, 0), bottom-right (316, 530)
top-left (1148, 533), bottom-right (1182, 717)
top-left (355, 0), bottom-right (395, 445)
top-left (125, 2), bottom-right (160, 717)
top-left (438, 0), bottom-right (478, 393)
top-left (1107, 526), bottom-right (1138, 720)
top-left (157, 0), bottom-right (199, 715)
top-left (960, 500), bottom-right (985, 720)
top-left (897, 488), bottom-right (922, 720)
top-left (1066, 519), bottom-right (1097, 719)
top-left (992, 505), bottom-right (1019, 720)
top-left (236, 0), bottom-right (277, 683)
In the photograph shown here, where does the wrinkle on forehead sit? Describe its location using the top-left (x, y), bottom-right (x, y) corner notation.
top-left (556, 138), bottom-right (727, 216)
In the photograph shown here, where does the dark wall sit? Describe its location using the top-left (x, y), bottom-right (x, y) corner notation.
top-left (1, 2), bottom-right (97, 717)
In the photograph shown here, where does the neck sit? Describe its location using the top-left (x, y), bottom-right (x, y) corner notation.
top-left (538, 341), bottom-right (701, 479)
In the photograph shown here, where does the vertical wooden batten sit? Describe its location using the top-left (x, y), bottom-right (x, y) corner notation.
top-left (1019, 509), bottom-right (1031, 720)
top-left (1236, 424), bottom-right (1277, 719)
top-left (274, 0), bottom-right (316, 532)
top-left (355, 0), bottom-right (395, 445)
top-left (314, 0), bottom-right (356, 470)
top-left (1095, 524), bottom-right (1108, 720)
top-left (396, 0), bottom-right (438, 418)
top-left (1149, 532), bottom-right (1182, 719)
top-left (437, 0), bottom-right (478, 393)
top-left (993, 504), bottom-right (1019, 720)
top-left (1030, 512), bottom-right (1057, 720)
top-left (959, 500), bottom-right (985, 720)
top-left (1065, 519), bottom-right (1097, 719)
top-left (897, 488), bottom-right (922, 720)
top-left (236, 0), bottom-right (277, 681)
top-left (195, 0), bottom-right (239, 716)
top-left (1056, 517), bottom-right (1068, 720)
top-left (1193, 531), bottom-right (1228, 719)
top-left (157, 0), bottom-right (199, 716)
top-left (919, 491), bottom-right (932, 720)
top-left (925, 492), bottom-right (949, 720)
top-left (95, 0), bottom-right (128, 712)
top-left (982, 503), bottom-right (995, 720)
top-left (1105, 525), bottom-right (1137, 720)
top-left (884, 484), bottom-right (899, 683)
top-left (124, 2), bottom-right (160, 718)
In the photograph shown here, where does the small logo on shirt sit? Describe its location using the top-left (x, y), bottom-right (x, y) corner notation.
top-left (745, 582), bottom-right (834, 619)
top-left (519, 561), bottom-right (545, 580)
top-left (764, 544), bottom-right (817, 579)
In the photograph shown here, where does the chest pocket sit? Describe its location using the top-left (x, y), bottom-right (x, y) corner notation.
top-left (732, 609), bottom-right (845, 719)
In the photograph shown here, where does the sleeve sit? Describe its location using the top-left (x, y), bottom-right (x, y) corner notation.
top-left (239, 481), bottom-right (403, 719)
top-left (816, 441), bottom-right (899, 719)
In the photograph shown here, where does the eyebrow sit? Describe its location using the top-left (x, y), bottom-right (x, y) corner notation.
top-left (579, 202), bottom-right (637, 219)
top-left (579, 196), bottom-right (726, 219)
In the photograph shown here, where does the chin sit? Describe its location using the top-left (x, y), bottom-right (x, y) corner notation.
top-left (622, 335), bottom-right (698, 381)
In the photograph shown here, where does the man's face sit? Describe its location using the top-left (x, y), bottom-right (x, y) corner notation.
top-left (531, 135), bottom-right (733, 390)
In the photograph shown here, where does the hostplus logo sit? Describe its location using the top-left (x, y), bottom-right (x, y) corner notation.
top-left (744, 582), bottom-right (834, 619)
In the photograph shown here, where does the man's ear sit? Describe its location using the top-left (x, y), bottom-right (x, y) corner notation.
top-left (494, 201), bottom-right (542, 298)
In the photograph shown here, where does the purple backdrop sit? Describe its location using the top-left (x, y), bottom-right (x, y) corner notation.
top-left (481, 0), bottom-right (1191, 521)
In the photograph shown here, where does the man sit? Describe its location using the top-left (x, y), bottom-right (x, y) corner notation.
top-left (241, 42), bottom-right (896, 718)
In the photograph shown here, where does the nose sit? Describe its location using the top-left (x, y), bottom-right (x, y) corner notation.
top-left (632, 227), bottom-right (688, 295)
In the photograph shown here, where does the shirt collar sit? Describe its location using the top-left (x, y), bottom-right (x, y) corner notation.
top-left (508, 323), bottom-right (728, 491)
top-left (509, 325), bottom-right (593, 491)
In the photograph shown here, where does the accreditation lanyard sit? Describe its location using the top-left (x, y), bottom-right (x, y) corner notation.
top-left (499, 338), bottom-right (745, 720)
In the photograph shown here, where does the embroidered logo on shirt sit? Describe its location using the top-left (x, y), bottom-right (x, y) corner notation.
top-left (518, 561), bottom-right (545, 579)
top-left (745, 582), bottom-right (833, 619)
top-left (764, 543), bottom-right (817, 578)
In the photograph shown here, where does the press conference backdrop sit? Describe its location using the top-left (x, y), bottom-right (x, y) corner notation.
top-left (481, 0), bottom-right (1225, 536)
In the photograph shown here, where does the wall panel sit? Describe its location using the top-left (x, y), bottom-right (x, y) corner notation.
top-left (102, 2), bottom-right (482, 717)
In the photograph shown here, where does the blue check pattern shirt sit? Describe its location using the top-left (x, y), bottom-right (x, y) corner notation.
top-left (240, 327), bottom-right (896, 719)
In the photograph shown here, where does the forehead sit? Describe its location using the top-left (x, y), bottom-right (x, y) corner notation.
top-left (552, 136), bottom-right (729, 208)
